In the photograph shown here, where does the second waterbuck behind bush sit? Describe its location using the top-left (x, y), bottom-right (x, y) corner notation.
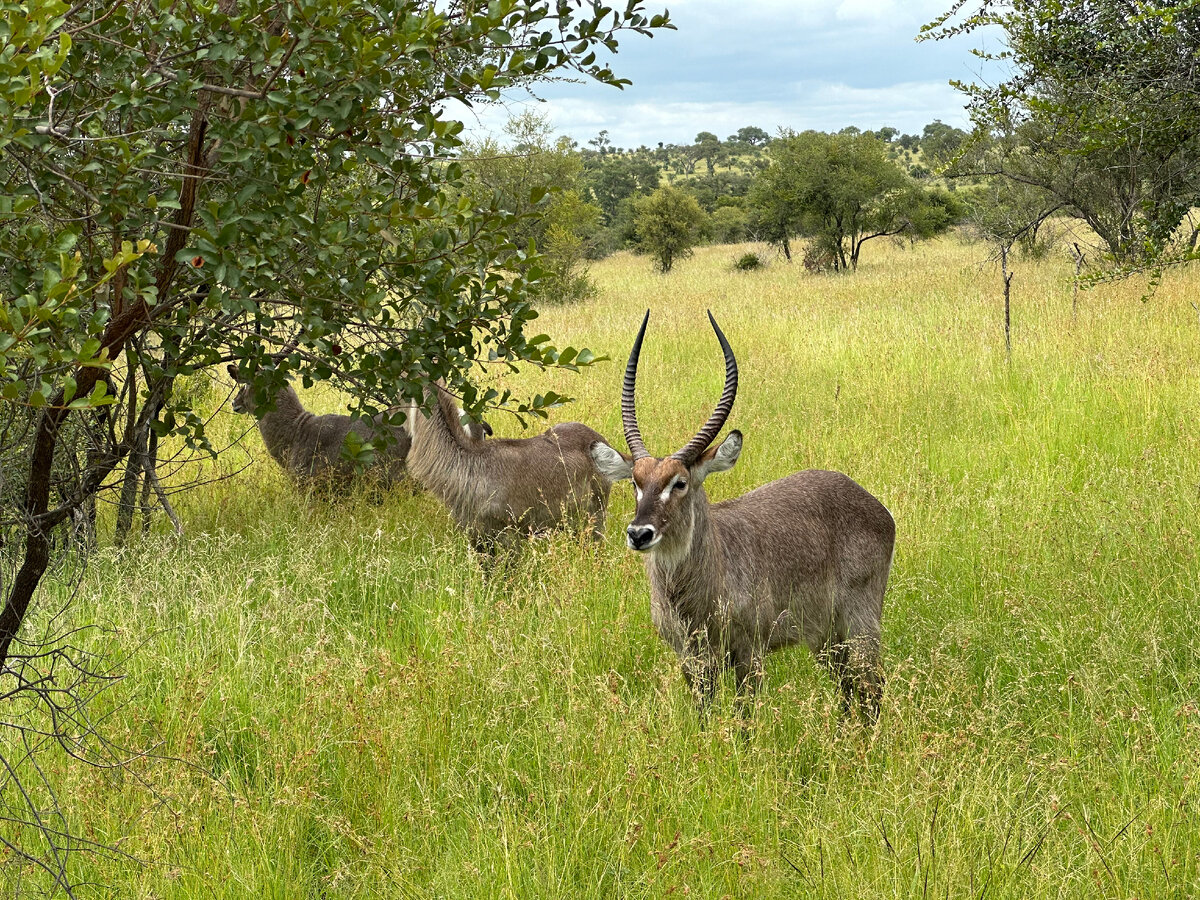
top-left (228, 365), bottom-right (413, 489)
top-left (590, 311), bottom-right (895, 718)
top-left (406, 381), bottom-right (616, 553)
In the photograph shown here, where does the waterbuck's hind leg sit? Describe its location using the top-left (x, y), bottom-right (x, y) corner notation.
top-left (822, 635), bottom-right (883, 723)
top-left (819, 642), bottom-right (854, 716)
top-left (846, 633), bottom-right (884, 723)
top-left (681, 665), bottom-right (719, 727)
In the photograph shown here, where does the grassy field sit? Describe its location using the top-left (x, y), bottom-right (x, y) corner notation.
top-left (6, 236), bottom-right (1200, 898)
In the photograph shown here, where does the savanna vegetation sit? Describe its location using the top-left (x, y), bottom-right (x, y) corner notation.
top-left (4, 237), bottom-right (1200, 897)
top-left (5, 0), bottom-right (1200, 896)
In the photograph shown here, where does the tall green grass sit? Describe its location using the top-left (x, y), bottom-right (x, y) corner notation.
top-left (6, 237), bottom-right (1199, 898)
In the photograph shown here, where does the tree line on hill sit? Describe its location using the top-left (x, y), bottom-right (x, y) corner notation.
top-left (467, 0), bottom-right (1200, 291)
top-left (461, 114), bottom-right (973, 288)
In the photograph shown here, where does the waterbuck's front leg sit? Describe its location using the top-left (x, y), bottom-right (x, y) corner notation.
top-left (652, 597), bottom-right (719, 713)
top-left (731, 651), bottom-right (763, 698)
top-left (679, 638), bottom-right (721, 714)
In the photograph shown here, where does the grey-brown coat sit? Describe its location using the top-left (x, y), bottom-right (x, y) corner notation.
top-left (591, 311), bottom-right (895, 717)
top-left (406, 382), bottom-right (614, 552)
top-left (228, 365), bottom-right (411, 489)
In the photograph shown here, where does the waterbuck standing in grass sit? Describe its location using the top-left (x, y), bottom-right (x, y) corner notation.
top-left (590, 311), bottom-right (895, 718)
top-left (406, 381), bottom-right (616, 553)
top-left (228, 365), bottom-right (415, 489)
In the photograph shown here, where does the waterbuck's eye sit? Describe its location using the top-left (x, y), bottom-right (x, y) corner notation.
top-left (673, 480), bottom-right (688, 492)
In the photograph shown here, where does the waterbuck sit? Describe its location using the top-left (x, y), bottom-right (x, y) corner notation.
top-left (228, 365), bottom-right (416, 489)
top-left (590, 311), bottom-right (896, 718)
top-left (406, 380), bottom-right (615, 553)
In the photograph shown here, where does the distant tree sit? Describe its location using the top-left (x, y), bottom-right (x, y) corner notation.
top-left (876, 126), bottom-right (899, 143)
top-left (733, 126), bottom-right (771, 147)
top-left (749, 130), bottom-right (960, 271)
top-left (588, 130), bottom-right (614, 155)
top-left (920, 120), bottom-right (968, 168)
top-left (710, 206), bottom-right (750, 244)
top-left (683, 172), bottom-right (753, 213)
top-left (633, 186), bottom-right (709, 272)
top-left (691, 131), bottom-right (726, 177)
top-left (581, 152), bottom-right (660, 223)
top-left (959, 175), bottom-right (1057, 355)
top-left (462, 112), bottom-right (603, 304)
top-left (748, 149), bottom-right (805, 259)
top-left (962, 166), bottom-right (1063, 260)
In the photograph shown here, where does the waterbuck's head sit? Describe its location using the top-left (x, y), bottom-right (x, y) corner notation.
top-left (228, 364), bottom-right (291, 417)
top-left (227, 364), bottom-right (257, 415)
top-left (591, 310), bottom-right (742, 557)
top-left (228, 337), bottom-right (303, 416)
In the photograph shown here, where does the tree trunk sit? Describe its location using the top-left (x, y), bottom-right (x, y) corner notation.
top-left (0, 407), bottom-right (67, 665)
top-left (140, 429), bottom-right (157, 536)
top-left (114, 432), bottom-right (145, 548)
top-left (0, 105), bottom-right (209, 668)
top-left (1069, 243), bottom-right (1085, 321)
top-left (1001, 244), bottom-right (1014, 358)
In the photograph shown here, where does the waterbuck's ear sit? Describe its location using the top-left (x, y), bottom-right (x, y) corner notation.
top-left (694, 430), bottom-right (742, 481)
top-left (590, 441), bottom-right (633, 482)
top-left (226, 363), bottom-right (240, 380)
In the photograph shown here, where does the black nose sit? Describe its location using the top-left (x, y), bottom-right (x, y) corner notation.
top-left (627, 524), bottom-right (656, 550)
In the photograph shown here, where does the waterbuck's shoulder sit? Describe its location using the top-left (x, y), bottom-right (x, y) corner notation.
top-left (712, 469), bottom-right (894, 535)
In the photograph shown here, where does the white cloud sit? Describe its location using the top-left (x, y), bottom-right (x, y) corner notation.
top-left (446, 0), bottom-right (998, 148)
top-left (669, 0), bottom-right (957, 31)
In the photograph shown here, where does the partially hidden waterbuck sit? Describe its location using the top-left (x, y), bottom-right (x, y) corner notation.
top-left (590, 311), bottom-right (896, 718)
top-left (228, 365), bottom-right (447, 489)
top-left (406, 380), bottom-right (615, 553)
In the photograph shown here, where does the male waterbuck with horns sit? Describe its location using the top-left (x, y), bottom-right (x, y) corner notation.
top-left (406, 381), bottom-right (616, 553)
top-left (590, 311), bottom-right (895, 718)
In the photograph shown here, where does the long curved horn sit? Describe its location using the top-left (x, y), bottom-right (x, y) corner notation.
top-left (621, 309), bottom-right (652, 461)
top-left (672, 310), bottom-right (737, 465)
top-left (271, 333), bottom-right (301, 364)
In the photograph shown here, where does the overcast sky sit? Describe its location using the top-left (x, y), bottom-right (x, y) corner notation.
top-left (458, 0), bottom-right (1003, 148)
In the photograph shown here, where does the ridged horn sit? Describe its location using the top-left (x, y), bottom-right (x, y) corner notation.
top-left (271, 333), bottom-right (301, 364)
top-left (671, 310), bottom-right (737, 465)
top-left (621, 309), bottom-right (651, 461)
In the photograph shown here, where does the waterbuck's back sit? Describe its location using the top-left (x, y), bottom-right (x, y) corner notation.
top-left (467, 422), bottom-right (610, 534)
top-left (284, 412), bottom-right (410, 486)
top-left (709, 469), bottom-right (895, 652)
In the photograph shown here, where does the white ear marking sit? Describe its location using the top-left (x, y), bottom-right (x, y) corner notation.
top-left (695, 431), bottom-right (742, 481)
top-left (590, 442), bottom-right (633, 482)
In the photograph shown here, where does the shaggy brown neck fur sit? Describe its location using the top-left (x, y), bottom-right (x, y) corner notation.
top-left (252, 385), bottom-right (313, 466)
